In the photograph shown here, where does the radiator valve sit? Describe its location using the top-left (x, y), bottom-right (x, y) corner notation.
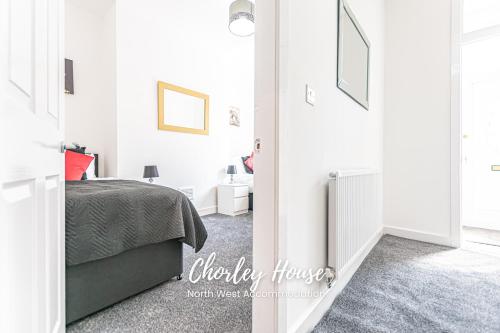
top-left (324, 268), bottom-right (335, 288)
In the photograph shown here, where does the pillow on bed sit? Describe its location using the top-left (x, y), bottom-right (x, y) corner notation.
top-left (241, 152), bottom-right (254, 174)
top-left (241, 156), bottom-right (252, 174)
top-left (65, 150), bottom-right (94, 181)
top-left (85, 154), bottom-right (96, 179)
top-left (244, 152), bottom-right (254, 173)
top-left (67, 146), bottom-right (88, 180)
top-left (67, 145), bottom-right (86, 154)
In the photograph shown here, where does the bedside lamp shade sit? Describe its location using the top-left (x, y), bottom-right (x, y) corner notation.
top-left (227, 165), bottom-right (237, 183)
top-left (227, 165), bottom-right (237, 175)
top-left (143, 165), bottom-right (159, 183)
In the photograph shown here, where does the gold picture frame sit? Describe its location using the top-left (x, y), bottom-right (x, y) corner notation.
top-left (158, 81), bottom-right (209, 135)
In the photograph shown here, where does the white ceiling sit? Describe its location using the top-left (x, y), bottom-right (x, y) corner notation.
top-left (66, 0), bottom-right (115, 16)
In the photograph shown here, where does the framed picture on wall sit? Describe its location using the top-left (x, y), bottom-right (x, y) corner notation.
top-left (229, 106), bottom-right (240, 127)
top-left (157, 81), bottom-right (210, 135)
top-left (337, 0), bottom-right (370, 110)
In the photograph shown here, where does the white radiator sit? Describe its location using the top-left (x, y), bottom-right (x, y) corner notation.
top-left (328, 169), bottom-right (381, 278)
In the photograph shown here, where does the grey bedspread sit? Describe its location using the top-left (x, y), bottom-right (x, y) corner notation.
top-left (65, 180), bottom-right (207, 266)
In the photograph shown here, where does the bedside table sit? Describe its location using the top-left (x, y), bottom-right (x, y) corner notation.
top-left (217, 183), bottom-right (249, 216)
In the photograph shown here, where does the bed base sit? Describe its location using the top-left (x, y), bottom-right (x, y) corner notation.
top-left (66, 240), bottom-right (183, 324)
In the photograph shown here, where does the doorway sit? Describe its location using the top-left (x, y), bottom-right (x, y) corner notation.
top-left (64, 0), bottom-right (257, 331)
top-left (460, 0), bottom-right (500, 250)
top-left (1, 0), bottom-right (281, 331)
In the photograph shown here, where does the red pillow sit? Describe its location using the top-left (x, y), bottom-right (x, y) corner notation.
top-left (65, 150), bottom-right (94, 181)
top-left (244, 152), bottom-right (254, 172)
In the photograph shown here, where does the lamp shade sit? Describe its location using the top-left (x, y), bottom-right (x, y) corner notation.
top-left (229, 0), bottom-right (255, 37)
top-left (227, 165), bottom-right (237, 175)
top-left (143, 165), bottom-right (159, 178)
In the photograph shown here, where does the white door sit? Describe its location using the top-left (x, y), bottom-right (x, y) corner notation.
top-left (0, 0), bottom-right (65, 332)
top-left (462, 35), bottom-right (500, 231)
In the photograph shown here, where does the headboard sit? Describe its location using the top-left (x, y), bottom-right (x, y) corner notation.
top-left (92, 154), bottom-right (99, 178)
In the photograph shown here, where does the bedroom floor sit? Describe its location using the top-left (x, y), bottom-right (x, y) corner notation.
top-left (67, 213), bottom-right (253, 333)
top-left (313, 235), bottom-right (500, 333)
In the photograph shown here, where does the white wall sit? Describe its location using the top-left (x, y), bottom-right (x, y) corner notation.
top-left (65, 0), bottom-right (117, 176)
top-left (279, 0), bottom-right (385, 330)
top-left (115, 0), bottom-right (254, 212)
top-left (384, 0), bottom-right (452, 244)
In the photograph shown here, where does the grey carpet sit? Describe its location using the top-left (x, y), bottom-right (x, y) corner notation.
top-left (67, 213), bottom-right (252, 333)
top-left (314, 235), bottom-right (500, 333)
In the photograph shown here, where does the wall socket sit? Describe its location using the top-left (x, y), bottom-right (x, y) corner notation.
top-left (179, 186), bottom-right (195, 201)
top-left (306, 84), bottom-right (316, 106)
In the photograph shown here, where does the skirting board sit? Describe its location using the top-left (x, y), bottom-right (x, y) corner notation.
top-left (383, 226), bottom-right (454, 247)
top-left (197, 205), bottom-right (217, 216)
top-left (290, 227), bottom-right (384, 333)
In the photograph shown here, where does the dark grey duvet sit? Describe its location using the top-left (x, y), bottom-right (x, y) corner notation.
top-left (65, 180), bottom-right (207, 266)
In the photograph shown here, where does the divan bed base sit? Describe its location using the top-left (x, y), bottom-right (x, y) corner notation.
top-left (66, 240), bottom-right (183, 324)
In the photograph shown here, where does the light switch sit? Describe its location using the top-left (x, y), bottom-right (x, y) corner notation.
top-left (306, 84), bottom-right (316, 106)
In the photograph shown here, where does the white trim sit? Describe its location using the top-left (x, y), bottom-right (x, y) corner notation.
top-left (59, 0), bottom-right (66, 329)
top-left (450, 0), bottom-right (463, 249)
top-left (197, 206), bottom-right (217, 216)
top-left (277, 0), bottom-right (289, 330)
top-left (384, 226), bottom-right (454, 247)
top-left (289, 227), bottom-right (384, 333)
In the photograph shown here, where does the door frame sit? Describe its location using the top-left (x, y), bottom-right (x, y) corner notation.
top-left (450, 0), bottom-right (500, 247)
top-left (62, 0), bottom-right (284, 332)
top-left (253, 0), bottom-right (284, 332)
top-left (450, 0), bottom-right (463, 248)
top-left (56, 0), bottom-right (283, 330)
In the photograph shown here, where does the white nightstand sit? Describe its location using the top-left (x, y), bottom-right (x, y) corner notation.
top-left (217, 183), bottom-right (249, 216)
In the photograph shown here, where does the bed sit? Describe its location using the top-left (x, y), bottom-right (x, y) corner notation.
top-left (65, 178), bottom-right (207, 323)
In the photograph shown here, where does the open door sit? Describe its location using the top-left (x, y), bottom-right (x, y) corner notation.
top-left (461, 30), bottom-right (500, 232)
top-left (0, 0), bottom-right (65, 332)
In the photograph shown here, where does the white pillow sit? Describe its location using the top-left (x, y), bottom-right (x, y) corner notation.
top-left (85, 154), bottom-right (96, 179)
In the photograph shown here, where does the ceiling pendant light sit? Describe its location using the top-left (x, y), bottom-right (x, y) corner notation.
top-left (228, 0), bottom-right (255, 37)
